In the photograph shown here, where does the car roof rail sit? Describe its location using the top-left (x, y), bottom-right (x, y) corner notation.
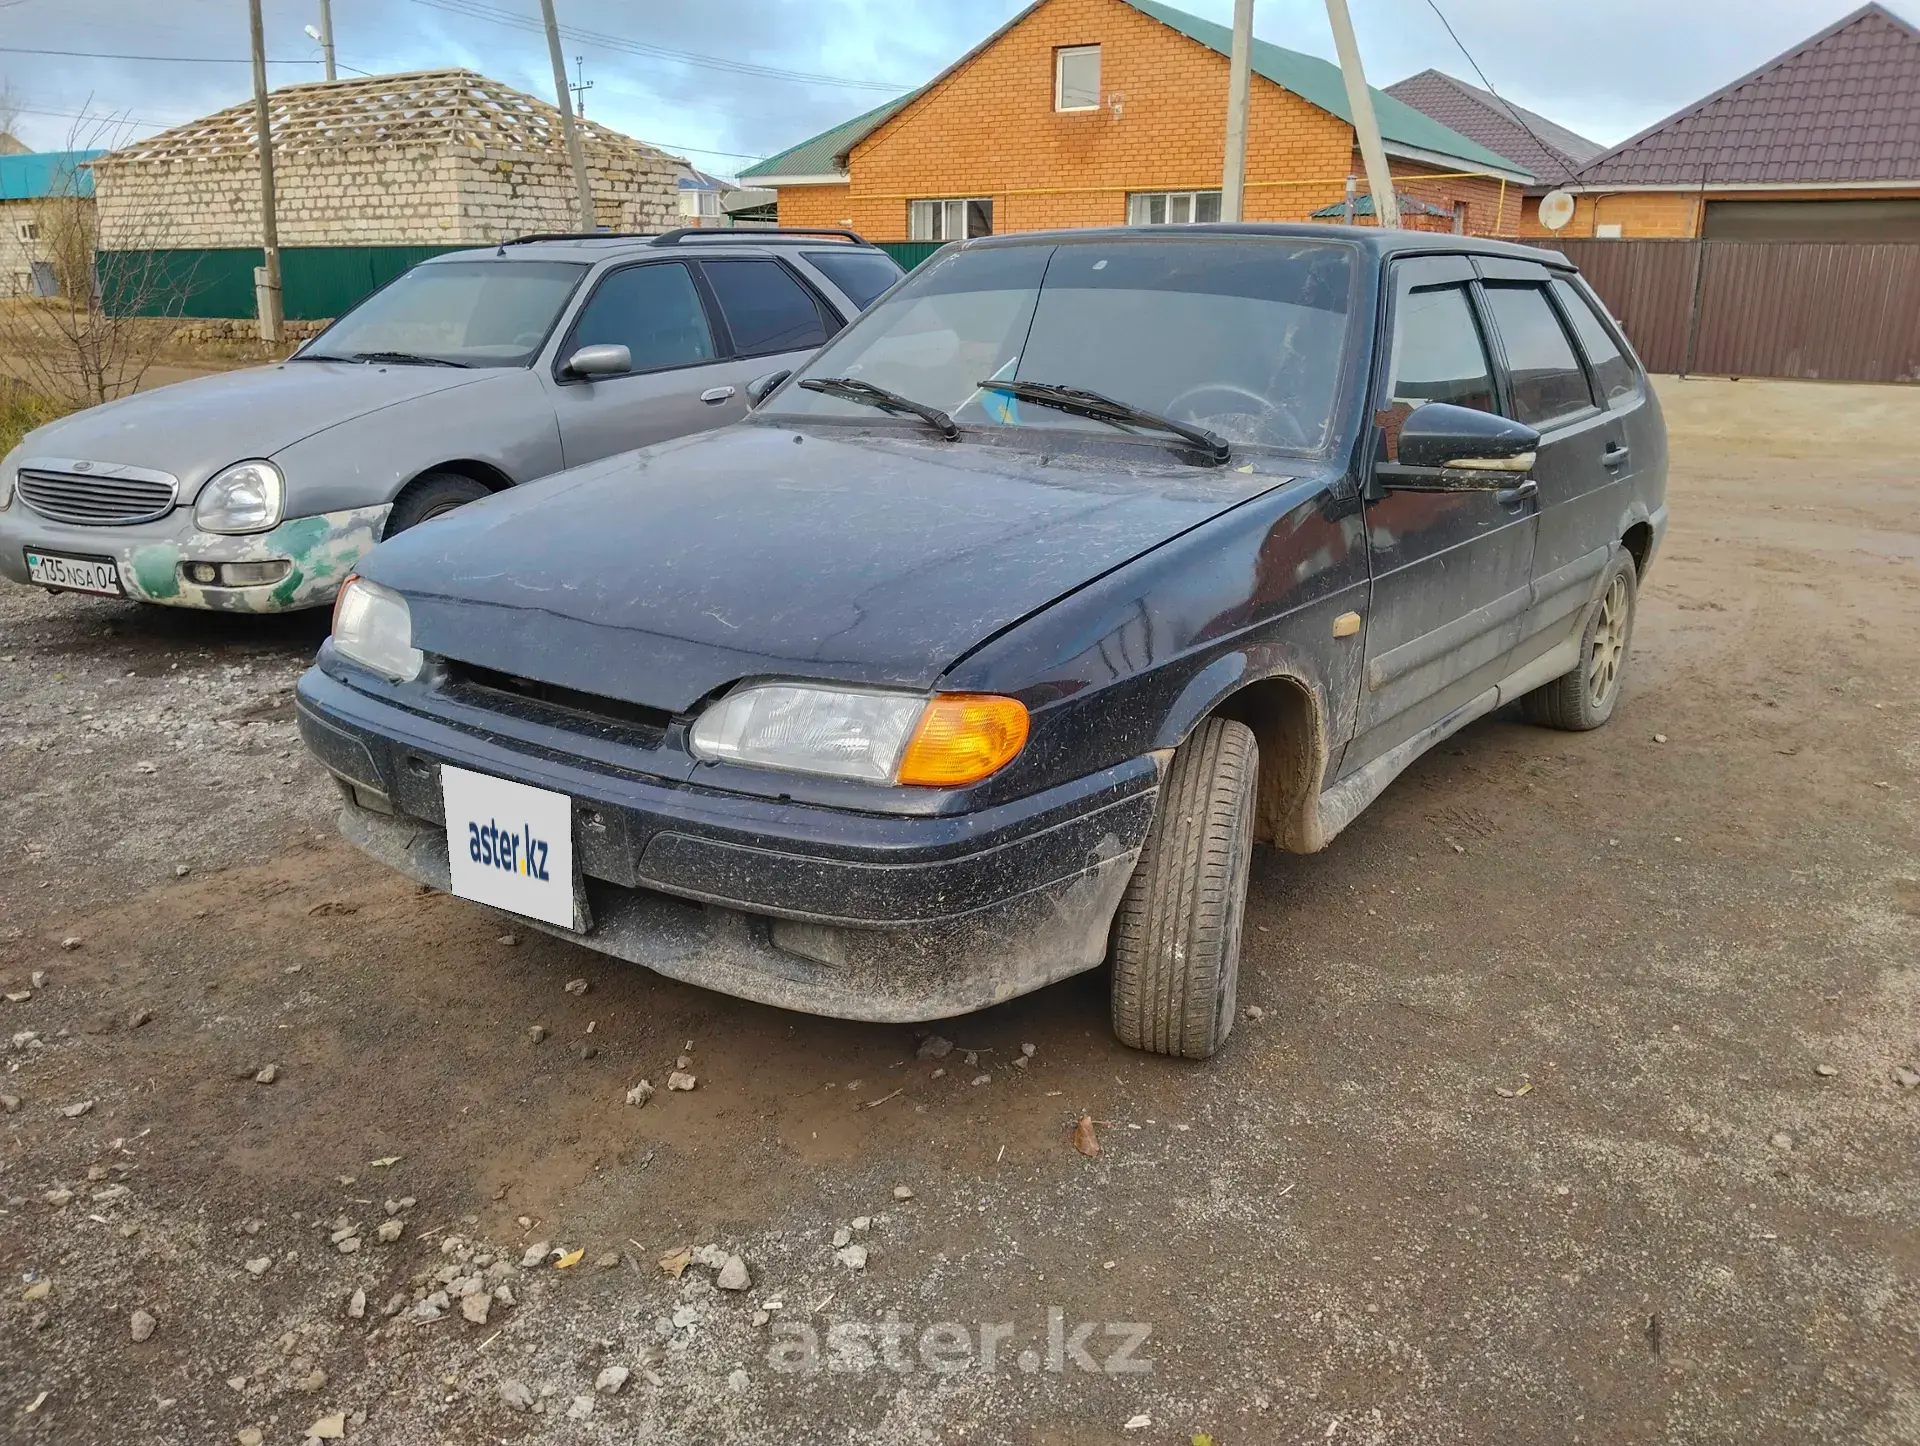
top-left (499, 232), bottom-right (647, 245)
top-left (649, 226), bottom-right (875, 248)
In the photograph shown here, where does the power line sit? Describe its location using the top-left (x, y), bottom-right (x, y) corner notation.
top-left (406, 0), bottom-right (911, 93)
top-left (1421, 0), bottom-right (1584, 189)
top-left (0, 45), bottom-right (332, 64)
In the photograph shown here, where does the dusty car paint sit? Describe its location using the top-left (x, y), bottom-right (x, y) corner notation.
top-left (297, 225), bottom-right (1670, 1024)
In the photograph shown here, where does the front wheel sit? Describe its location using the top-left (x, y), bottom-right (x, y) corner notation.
top-left (1110, 716), bottom-right (1257, 1060)
top-left (385, 471), bottom-right (491, 537)
top-left (1521, 549), bottom-right (1638, 731)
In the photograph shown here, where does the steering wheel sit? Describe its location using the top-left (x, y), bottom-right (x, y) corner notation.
top-left (1162, 382), bottom-right (1310, 450)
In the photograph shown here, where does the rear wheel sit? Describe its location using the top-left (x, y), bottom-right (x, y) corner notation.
top-left (385, 471), bottom-right (491, 537)
top-left (1521, 549), bottom-right (1638, 730)
top-left (1110, 716), bottom-right (1257, 1060)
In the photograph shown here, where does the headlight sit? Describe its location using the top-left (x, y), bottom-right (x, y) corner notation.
top-left (194, 459), bottom-right (284, 534)
top-left (0, 461), bottom-right (15, 510)
top-left (331, 576), bottom-right (422, 682)
top-left (689, 683), bottom-right (1028, 787)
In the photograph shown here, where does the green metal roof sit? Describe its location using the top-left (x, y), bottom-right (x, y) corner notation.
top-left (740, 0), bottom-right (1530, 184)
top-left (1122, 0), bottom-right (1528, 177)
top-left (0, 149), bottom-right (105, 201)
top-left (738, 92), bottom-right (920, 180)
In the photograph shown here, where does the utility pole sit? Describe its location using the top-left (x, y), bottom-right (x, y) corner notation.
top-left (570, 55), bottom-right (593, 118)
top-left (1324, 0), bottom-right (1398, 228)
top-left (1220, 0), bottom-right (1253, 222)
top-left (248, 0), bottom-right (283, 344)
top-left (538, 0), bottom-right (595, 231)
top-left (318, 0), bottom-right (337, 81)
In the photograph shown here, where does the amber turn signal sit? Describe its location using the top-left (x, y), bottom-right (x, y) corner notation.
top-left (896, 693), bottom-right (1030, 787)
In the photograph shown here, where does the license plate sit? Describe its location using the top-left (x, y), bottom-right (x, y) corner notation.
top-left (25, 549), bottom-right (122, 597)
top-left (442, 764), bottom-right (581, 929)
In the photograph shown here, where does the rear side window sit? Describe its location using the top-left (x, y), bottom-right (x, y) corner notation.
top-left (568, 262), bottom-right (714, 372)
top-left (802, 249), bottom-right (904, 310)
top-left (1386, 285), bottom-right (1497, 414)
top-left (701, 259), bottom-right (830, 356)
top-left (1551, 278), bottom-right (1638, 403)
top-left (1482, 284), bottom-right (1594, 425)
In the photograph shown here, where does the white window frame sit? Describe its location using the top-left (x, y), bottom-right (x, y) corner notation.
top-left (16, 220), bottom-right (39, 244)
top-left (909, 198), bottom-right (992, 242)
top-left (1126, 190), bottom-right (1222, 226)
top-left (1054, 45), bottom-right (1100, 112)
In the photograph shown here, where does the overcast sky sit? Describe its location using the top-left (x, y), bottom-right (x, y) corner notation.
top-left (2, 0), bottom-right (1909, 175)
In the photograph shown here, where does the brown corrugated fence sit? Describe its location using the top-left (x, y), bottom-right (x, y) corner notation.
top-left (1537, 239), bottom-right (1920, 384)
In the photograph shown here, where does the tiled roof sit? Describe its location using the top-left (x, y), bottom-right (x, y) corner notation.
top-left (740, 0), bottom-right (1530, 183)
top-left (0, 150), bottom-right (105, 201)
top-left (1576, 3), bottom-right (1920, 187)
top-left (1385, 69), bottom-right (1603, 187)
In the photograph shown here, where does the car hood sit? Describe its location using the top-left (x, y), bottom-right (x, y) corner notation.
top-left (362, 424), bottom-right (1284, 713)
top-left (16, 361), bottom-right (494, 494)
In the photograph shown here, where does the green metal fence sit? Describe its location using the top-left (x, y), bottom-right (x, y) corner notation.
top-left (101, 244), bottom-right (463, 321)
top-left (876, 241), bottom-right (943, 272)
top-left (102, 239), bottom-right (946, 322)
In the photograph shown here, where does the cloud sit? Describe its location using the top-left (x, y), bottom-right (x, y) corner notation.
top-left (1, 0), bottom-right (1910, 171)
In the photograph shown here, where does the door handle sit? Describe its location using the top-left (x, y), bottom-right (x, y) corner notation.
top-left (1602, 442), bottom-right (1630, 468)
top-left (700, 386), bottom-right (737, 405)
top-left (1495, 479), bottom-right (1538, 507)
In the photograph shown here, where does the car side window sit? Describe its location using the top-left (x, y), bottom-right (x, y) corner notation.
top-left (701, 259), bottom-right (831, 357)
top-left (1550, 278), bottom-right (1639, 404)
top-left (1386, 284), bottom-right (1498, 414)
top-left (567, 262), bottom-right (715, 373)
top-left (1481, 283), bottom-right (1594, 426)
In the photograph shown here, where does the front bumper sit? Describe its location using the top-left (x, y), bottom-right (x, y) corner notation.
top-left (296, 666), bottom-right (1164, 1022)
top-left (0, 502), bottom-right (390, 612)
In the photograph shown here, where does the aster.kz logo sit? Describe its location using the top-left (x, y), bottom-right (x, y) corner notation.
top-left (467, 816), bottom-right (552, 881)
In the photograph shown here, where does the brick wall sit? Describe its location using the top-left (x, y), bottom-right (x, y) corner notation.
top-left (93, 142), bottom-right (677, 250)
top-left (774, 0), bottom-right (1518, 240)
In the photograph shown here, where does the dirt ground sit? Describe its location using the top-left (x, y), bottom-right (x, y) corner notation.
top-left (1, 376), bottom-right (1915, 1446)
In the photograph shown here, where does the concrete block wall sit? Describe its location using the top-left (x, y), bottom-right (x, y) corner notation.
top-left (94, 141), bottom-right (677, 249)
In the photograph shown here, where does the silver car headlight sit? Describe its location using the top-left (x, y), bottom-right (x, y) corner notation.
top-left (331, 576), bottom-right (422, 682)
top-left (0, 460), bottom-right (15, 510)
top-left (689, 682), bottom-right (1029, 786)
top-left (194, 459), bottom-right (284, 534)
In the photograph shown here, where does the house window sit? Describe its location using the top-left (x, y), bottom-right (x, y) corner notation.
top-left (16, 220), bottom-right (38, 244)
top-left (1055, 45), bottom-right (1100, 111)
top-left (1127, 191), bottom-right (1221, 226)
top-left (909, 198), bottom-right (992, 241)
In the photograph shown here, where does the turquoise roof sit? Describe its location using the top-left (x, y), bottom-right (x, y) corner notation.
top-left (1123, 0), bottom-right (1527, 177)
top-left (0, 149), bottom-right (105, 201)
top-left (740, 0), bottom-right (1529, 184)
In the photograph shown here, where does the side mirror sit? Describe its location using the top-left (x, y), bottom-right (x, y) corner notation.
top-left (566, 343), bottom-right (631, 378)
top-left (1378, 402), bottom-right (1539, 492)
top-left (745, 368), bottom-right (793, 408)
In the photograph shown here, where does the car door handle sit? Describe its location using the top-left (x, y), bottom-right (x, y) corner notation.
top-left (1495, 479), bottom-right (1538, 507)
top-left (700, 386), bottom-right (737, 405)
top-left (1602, 442), bottom-right (1631, 468)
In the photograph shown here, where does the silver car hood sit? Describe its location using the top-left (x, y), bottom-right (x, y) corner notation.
top-left (18, 360), bottom-right (495, 495)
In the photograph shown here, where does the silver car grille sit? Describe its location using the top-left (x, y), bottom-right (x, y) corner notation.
top-left (16, 467), bottom-right (178, 526)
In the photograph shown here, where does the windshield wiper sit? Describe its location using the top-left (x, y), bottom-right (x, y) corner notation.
top-left (975, 379), bottom-right (1230, 465)
top-left (348, 350), bottom-right (470, 368)
top-left (798, 376), bottom-right (958, 440)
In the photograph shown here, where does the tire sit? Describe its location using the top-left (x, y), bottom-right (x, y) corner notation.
top-left (384, 471), bottom-right (491, 537)
top-left (1521, 549), bottom-right (1638, 731)
top-left (1110, 716), bottom-right (1257, 1060)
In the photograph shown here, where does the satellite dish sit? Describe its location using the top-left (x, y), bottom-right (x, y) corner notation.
top-left (1539, 190), bottom-right (1576, 232)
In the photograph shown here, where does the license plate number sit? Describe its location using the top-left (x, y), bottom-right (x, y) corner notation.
top-left (25, 550), bottom-right (122, 597)
top-left (442, 764), bottom-right (579, 929)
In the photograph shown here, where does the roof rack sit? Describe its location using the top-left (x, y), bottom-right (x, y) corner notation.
top-left (498, 226), bottom-right (878, 249)
top-left (650, 226), bottom-right (874, 247)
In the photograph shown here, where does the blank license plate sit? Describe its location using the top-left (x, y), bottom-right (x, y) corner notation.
top-left (25, 549), bottom-right (122, 597)
top-left (442, 764), bottom-right (580, 929)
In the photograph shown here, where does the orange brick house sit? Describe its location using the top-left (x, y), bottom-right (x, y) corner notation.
top-left (739, 0), bottom-right (1533, 242)
top-left (1513, 3), bottom-right (1920, 240)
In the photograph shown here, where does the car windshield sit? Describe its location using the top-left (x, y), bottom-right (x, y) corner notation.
top-left (765, 237), bottom-right (1355, 453)
top-left (302, 259), bottom-right (588, 368)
